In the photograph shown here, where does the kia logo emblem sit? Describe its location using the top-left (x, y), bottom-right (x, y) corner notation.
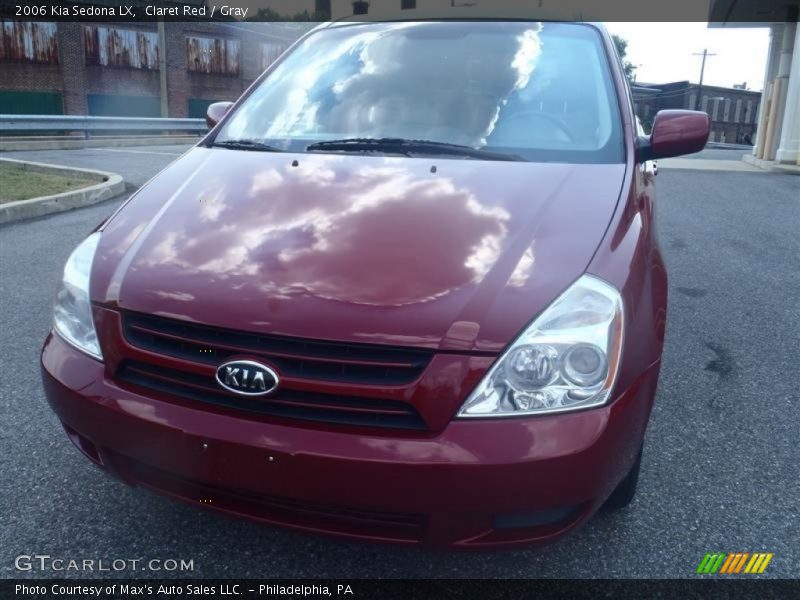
top-left (215, 360), bottom-right (279, 396)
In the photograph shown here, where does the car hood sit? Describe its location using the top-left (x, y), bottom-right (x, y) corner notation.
top-left (92, 148), bottom-right (625, 353)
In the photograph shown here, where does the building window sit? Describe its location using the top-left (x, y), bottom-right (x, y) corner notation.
top-left (315, 0), bottom-right (332, 18)
top-left (0, 90), bottom-right (63, 115)
top-left (711, 98), bottom-right (720, 120)
top-left (87, 93), bottom-right (161, 117)
top-left (188, 98), bottom-right (214, 119)
top-left (353, 1), bottom-right (369, 15)
top-left (401, 0), bottom-right (417, 9)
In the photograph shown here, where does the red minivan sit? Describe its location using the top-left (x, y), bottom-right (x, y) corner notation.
top-left (41, 20), bottom-right (709, 548)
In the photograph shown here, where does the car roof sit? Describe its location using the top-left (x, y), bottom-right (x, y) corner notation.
top-left (316, 15), bottom-right (603, 34)
top-left (332, 6), bottom-right (591, 23)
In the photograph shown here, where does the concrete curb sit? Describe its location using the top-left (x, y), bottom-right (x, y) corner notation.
top-left (658, 158), bottom-right (764, 172)
top-left (742, 154), bottom-right (800, 175)
top-left (706, 142), bottom-right (754, 151)
top-left (0, 158), bottom-right (125, 224)
top-left (0, 135), bottom-right (202, 152)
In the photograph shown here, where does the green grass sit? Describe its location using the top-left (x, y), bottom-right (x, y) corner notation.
top-left (0, 164), bottom-right (96, 203)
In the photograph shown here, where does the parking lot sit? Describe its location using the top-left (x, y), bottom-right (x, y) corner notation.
top-left (1, 145), bottom-right (798, 578)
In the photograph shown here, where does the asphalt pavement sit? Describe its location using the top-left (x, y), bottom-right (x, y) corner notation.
top-left (1, 146), bottom-right (798, 579)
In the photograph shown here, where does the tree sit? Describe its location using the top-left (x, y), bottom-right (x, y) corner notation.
top-left (612, 34), bottom-right (637, 83)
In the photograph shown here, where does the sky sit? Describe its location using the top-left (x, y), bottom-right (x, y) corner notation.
top-left (605, 23), bottom-right (771, 91)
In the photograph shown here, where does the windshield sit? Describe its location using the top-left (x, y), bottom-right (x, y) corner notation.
top-left (214, 21), bottom-right (624, 163)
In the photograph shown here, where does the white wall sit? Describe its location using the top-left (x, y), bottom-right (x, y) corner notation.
top-left (776, 24), bottom-right (800, 164)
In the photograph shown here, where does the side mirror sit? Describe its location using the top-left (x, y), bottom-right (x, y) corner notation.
top-left (206, 101), bottom-right (234, 129)
top-left (637, 110), bottom-right (710, 162)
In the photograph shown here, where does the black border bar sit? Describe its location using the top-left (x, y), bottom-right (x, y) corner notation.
top-left (0, 0), bottom-right (798, 23)
top-left (4, 579), bottom-right (800, 600)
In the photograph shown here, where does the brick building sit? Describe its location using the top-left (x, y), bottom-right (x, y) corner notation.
top-left (0, 16), bottom-right (308, 118)
top-left (632, 81), bottom-right (762, 145)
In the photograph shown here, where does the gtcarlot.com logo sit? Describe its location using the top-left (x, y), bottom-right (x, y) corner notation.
top-left (696, 552), bottom-right (773, 574)
top-left (15, 554), bottom-right (194, 572)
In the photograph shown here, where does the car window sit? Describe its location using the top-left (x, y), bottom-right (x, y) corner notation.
top-left (216, 21), bottom-right (624, 164)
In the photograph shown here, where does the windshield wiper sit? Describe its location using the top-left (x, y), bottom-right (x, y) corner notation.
top-left (305, 138), bottom-right (524, 162)
top-left (211, 139), bottom-right (283, 152)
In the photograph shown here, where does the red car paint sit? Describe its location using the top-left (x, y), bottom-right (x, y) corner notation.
top-left (41, 22), bottom-right (709, 548)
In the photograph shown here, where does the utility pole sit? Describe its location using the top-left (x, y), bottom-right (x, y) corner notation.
top-left (693, 49), bottom-right (717, 111)
top-left (158, 17), bottom-right (168, 117)
top-left (156, 0), bottom-right (168, 117)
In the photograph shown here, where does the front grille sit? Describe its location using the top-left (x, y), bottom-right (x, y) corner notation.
top-left (115, 453), bottom-right (426, 543)
top-left (117, 361), bottom-right (427, 430)
top-left (122, 312), bottom-right (432, 386)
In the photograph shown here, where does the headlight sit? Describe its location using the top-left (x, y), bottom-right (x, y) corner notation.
top-left (458, 275), bottom-right (623, 417)
top-left (53, 232), bottom-right (103, 360)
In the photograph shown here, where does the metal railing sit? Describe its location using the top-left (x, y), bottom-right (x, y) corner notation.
top-left (0, 114), bottom-right (207, 136)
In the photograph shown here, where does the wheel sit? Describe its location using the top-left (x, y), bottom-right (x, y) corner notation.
top-left (604, 445), bottom-right (643, 511)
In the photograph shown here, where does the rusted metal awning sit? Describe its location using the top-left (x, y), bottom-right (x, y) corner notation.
top-left (84, 26), bottom-right (159, 70)
top-left (187, 35), bottom-right (240, 75)
top-left (0, 21), bottom-right (58, 64)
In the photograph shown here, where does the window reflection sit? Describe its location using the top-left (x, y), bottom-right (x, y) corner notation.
top-left (217, 22), bottom-right (623, 164)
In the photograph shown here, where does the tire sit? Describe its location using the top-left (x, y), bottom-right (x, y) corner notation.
top-left (603, 445), bottom-right (643, 511)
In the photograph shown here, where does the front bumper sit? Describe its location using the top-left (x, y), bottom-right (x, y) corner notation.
top-left (41, 331), bottom-right (658, 549)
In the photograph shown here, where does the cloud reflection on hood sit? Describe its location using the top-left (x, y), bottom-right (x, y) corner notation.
top-left (134, 155), bottom-right (511, 306)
